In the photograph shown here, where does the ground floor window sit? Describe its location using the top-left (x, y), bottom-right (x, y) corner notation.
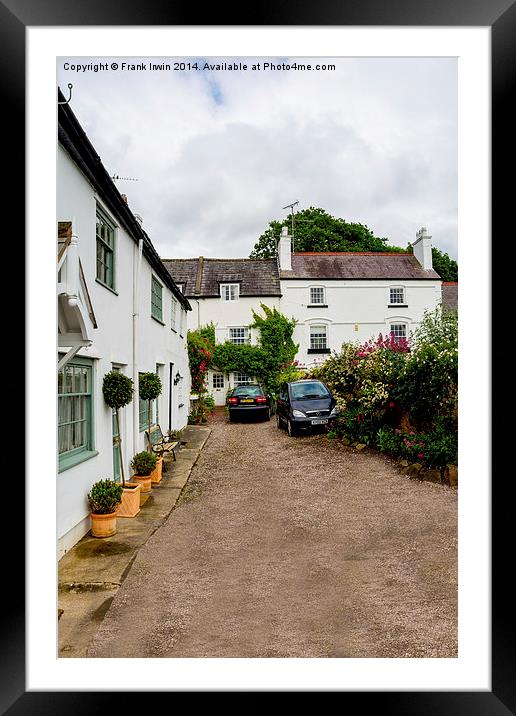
top-left (390, 323), bottom-right (407, 340)
top-left (58, 357), bottom-right (94, 470)
top-left (233, 372), bottom-right (253, 386)
top-left (139, 372), bottom-right (157, 431)
top-left (310, 324), bottom-right (327, 350)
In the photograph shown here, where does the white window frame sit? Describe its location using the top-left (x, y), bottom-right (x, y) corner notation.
top-left (389, 286), bottom-right (405, 305)
top-left (310, 324), bottom-right (328, 350)
top-left (389, 323), bottom-right (407, 340)
top-left (229, 326), bottom-right (250, 344)
top-left (233, 372), bottom-right (253, 386)
top-left (309, 286), bottom-right (326, 305)
top-left (220, 283), bottom-right (240, 301)
top-left (171, 297), bottom-right (177, 331)
top-left (212, 373), bottom-right (225, 389)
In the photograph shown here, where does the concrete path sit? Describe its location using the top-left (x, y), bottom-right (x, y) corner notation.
top-left (58, 425), bottom-right (211, 657)
top-left (87, 413), bottom-right (457, 658)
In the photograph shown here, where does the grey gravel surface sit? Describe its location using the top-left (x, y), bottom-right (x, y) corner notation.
top-left (88, 412), bottom-right (457, 658)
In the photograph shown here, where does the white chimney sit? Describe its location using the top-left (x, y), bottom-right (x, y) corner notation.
top-left (412, 227), bottom-right (433, 270)
top-left (278, 226), bottom-right (292, 271)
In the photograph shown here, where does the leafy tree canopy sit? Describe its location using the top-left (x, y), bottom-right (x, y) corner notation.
top-left (430, 247), bottom-right (458, 282)
top-left (249, 207), bottom-right (406, 259)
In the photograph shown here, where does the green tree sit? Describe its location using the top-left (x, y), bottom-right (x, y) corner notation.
top-left (249, 207), bottom-right (406, 258)
top-left (431, 247), bottom-right (458, 282)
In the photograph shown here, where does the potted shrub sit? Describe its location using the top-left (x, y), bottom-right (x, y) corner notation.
top-left (88, 479), bottom-right (123, 538)
top-left (130, 451), bottom-right (156, 495)
top-left (102, 370), bottom-right (141, 517)
top-left (139, 371), bottom-right (163, 479)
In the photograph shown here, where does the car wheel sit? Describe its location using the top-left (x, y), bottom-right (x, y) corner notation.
top-left (287, 419), bottom-right (296, 437)
top-left (265, 408), bottom-right (271, 421)
top-left (276, 413), bottom-right (283, 429)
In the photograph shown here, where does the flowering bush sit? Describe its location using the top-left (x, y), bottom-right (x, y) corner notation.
top-left (377, 420), bottom-right (457, 468)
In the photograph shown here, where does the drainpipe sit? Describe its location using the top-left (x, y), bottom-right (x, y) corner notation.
top-left (132, 238), bottom-right (144, 455)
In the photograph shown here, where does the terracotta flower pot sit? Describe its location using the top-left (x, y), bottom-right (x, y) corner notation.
top-left (131, 473), bottom-right (152, 494)
top-left (90, 511), bottom-right (117, 538)
top-left (150, 456), bottom-right (163, 484)
top-left (116, 482), bottom-right (141, 518)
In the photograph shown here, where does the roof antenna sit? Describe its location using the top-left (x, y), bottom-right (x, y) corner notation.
top-left (112, 175), bottom-right (139, 182)
top-left (282, 200), bottom-right (299, 251)
top-left (58, 83), bottom-right (73, 105)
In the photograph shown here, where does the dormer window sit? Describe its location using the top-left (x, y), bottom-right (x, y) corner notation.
top-left (220, 283), bottom-right (239, 301)
top-left (309, 286), bottom-right (325, 305)
top-left (389, 287), bottom-right (406, 305)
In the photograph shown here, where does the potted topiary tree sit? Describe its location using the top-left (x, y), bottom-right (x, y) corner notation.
top-left (139, 371), bottom-right (163, 482)
top-left (130, 451), bottom-right (156, 496)
top-left (88, 479), bottom-right (123, 538)
top-left (102, 371), bottom-right (141, 517)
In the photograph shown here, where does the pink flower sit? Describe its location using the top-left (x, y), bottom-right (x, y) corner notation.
top-left (418, 453), bottom-right (423, 459)
top-left (389, 402), bottom-right (395, 408)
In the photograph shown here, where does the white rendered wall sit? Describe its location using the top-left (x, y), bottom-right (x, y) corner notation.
top-left (57, 145), bottom-right (190, 559)
top-left (280, 279), bottom-right (442, 369)
top-left (187, 295), bottom-right (281, 345)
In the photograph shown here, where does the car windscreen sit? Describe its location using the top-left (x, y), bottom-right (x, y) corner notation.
top-left (233, 386), bottom-right (263, 397)
top-left (290, 382), bottom-right (330, 400)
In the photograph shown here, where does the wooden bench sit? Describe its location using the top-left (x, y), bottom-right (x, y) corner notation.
top-left (145, 424), bottom-right (180, 461)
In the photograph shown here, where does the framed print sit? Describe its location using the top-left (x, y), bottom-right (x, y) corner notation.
top-left (5, 0), bottom-right (513, 710)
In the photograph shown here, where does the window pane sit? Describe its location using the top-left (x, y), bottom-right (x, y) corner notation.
top-left (310, 287), bottom-right (324, 304)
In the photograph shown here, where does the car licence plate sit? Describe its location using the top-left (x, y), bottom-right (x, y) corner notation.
top-left (311, 418), bottom-right (328, 425)
top-left (241, 399), bottom-right (254, 403)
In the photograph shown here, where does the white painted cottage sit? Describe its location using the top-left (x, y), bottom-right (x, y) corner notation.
top-left (57, 95), bottom-right (191, 557)
top-left (164, 227), bottom-right (443, 395)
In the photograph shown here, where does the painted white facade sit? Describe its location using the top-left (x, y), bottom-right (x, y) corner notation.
top-left (57, 144), bottom-right (190, 559)
top-left (280, 278), bottom-right (442, 370)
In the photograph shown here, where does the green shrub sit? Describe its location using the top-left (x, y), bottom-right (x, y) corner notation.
top-left (130, 451), bottom-right (157, 476)
top-left (102, 371), bottom-right (134, 409)
top-left (88, 479), bottom-right (123, 514)
top-left (376, 420), bottom-right (457, 468)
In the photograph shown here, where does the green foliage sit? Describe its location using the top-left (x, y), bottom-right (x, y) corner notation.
top-left (397, 308), bottom-right (458, 426)
top-left (188, 305), bottom-right (299, 399)
top-left (377, 419), bottom-right (457, 468)
top-left (432, 247), bottom-right (458, 282)
top-left (102, 371), bottom-right (134, 410)
top-left (204, 394), bottom-right (215, 413)
top-left (130, 451), bottom-right (157, 476)
top-left (87, 479), bottom-right (123, 515)
top-left (139, 372), bottom-right (162, 401)
top-left (249, 207), bottom-right (407, 258)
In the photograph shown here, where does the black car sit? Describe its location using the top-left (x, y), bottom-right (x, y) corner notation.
top-left (276, 379), bottom-right (338, 436)
top-left (227, 384), bottom-right (271, 421)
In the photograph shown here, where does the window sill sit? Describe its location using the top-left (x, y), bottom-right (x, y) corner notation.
top-left (59, 450), bottom-right (99, 473)
top-left (95, 278), bottom-right (118, 295)
top-left (388, 304), bottom-right (408, 308)
top-left (307, 348), bottom-right (331, 354)
top-left (151, 315), bottom-right (166, 326)
top-left (307, 304), bottom-right (328, 308)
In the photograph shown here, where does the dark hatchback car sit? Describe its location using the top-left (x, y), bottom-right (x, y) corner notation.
top-left (227, 384), bottom-right (271, 421)
top-left (276, 379), bottom-right (338, 436)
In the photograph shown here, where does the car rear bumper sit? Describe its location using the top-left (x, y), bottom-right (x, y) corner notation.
top-left (229, 405), bottom-right (269, 412)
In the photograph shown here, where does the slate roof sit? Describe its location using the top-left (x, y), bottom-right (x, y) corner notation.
top-left (162, 258), bottom-right (282, 297)
top-left (441, 282), bottom-right (458, 311)
top-left (281, 252), bottom-right (441, 280)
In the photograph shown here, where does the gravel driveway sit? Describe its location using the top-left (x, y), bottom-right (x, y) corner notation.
top-left (88, 411), bottom-right (457, 658)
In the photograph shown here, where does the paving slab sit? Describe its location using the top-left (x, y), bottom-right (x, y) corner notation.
top-left (58, 425), bottom-right (211, 657)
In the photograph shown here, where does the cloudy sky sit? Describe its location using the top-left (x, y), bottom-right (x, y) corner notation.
top-left (57, 57), bottom-right (457, 259)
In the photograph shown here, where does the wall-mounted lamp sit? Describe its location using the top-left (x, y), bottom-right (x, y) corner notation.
top-left (174, 372), bottom-right (183, 385)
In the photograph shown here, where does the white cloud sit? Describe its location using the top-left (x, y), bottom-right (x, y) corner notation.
top-left (58, 56), bottom-right (457, 259)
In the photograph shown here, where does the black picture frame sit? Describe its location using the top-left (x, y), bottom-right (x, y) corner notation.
top-left (8, 0), bottom-right (511, 711)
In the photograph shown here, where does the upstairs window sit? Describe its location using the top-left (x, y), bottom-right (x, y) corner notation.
top-left (96, 207), bottom-right (116, 290)
top-left (310, 286), bottom-right (325, 305)
top-left (389, 287), bottom-right (405, 305)
top-left (171, 298), bottom-right (177, 331)
top-left (151, 276), bottom-right (163, 322)
top-left (220, 283), bottom-right (239, 301)
top-left (229, 327), bottom-right (250, 344)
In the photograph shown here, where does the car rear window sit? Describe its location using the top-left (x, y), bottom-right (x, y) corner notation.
top-left (233, 386), bottom-right (263, 397)
top-left (290, 382), bottom-right (330, 399)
